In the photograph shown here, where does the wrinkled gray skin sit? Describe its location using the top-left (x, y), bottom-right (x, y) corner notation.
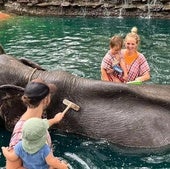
top-left (0, 54), bottom-right (170, 149)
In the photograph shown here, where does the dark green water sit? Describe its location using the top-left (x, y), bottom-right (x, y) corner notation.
top-left (0, 16), bottom-right (170, 168)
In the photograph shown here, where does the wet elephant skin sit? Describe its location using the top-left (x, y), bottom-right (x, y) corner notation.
top-left (0, 54), bottom-right (170, 149)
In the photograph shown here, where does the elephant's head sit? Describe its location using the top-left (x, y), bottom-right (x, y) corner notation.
top-left (0, 85), bottom-right (26, 131)
top-left (0, 53), bottom-right (170, 149)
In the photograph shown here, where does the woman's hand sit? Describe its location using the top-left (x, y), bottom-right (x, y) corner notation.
top-left (48, 112), bottom-right (65, 127)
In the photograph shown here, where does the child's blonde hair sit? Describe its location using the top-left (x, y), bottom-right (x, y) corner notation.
top-left (125, 26), bottom-right (140, 45)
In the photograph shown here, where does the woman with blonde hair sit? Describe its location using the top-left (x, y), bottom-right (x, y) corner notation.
top-left (122, 27), bottom-right (150, 83)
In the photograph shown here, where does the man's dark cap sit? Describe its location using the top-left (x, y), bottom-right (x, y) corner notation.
top-left (24, 79), bottom-right (56, 101)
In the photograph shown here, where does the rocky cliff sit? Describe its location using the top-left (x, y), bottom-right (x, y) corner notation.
top-left (1, 0), bottom-right (170, 18)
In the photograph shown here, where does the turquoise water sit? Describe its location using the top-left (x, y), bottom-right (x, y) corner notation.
top-left (0, 16), bottom-right (170, 83)
top-left (0, 16), bottom-right (170, 168)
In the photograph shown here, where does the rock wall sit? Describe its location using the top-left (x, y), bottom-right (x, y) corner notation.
top-left (2, 0), bottom-right (170, 18)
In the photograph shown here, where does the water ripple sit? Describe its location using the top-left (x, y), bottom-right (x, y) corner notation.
top-left (65, 153), bottom-right (91, 169)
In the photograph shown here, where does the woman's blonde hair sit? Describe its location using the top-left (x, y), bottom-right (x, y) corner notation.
top-left (125, 26), bottom-right (140, 45)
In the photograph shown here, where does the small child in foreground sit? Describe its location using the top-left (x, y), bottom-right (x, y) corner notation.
top-left (2, 117), bottom-right (68, 169)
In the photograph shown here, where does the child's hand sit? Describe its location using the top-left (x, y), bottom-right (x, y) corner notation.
top-left (1, 146), bottom-right (12, 158)
top-left (106, 68), bottom-right (114, 74)
top-left (1, 146), bottom-right (19, 161)
top-left (1, 146), bottom-right (9, 153)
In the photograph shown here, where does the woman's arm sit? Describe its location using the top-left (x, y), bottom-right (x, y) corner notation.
top-left (120, 58), bottom-right (128, 82)
top-left (48, 112), bottom-right (65, 127)
top-left (135, 53), bottom-right (150, 82)
top-left (135, 71), bottom-right (150, 82)
top-left (46, 152), bottom-right (68, 169)
top-left (1, 147), bottom-right (19, 161)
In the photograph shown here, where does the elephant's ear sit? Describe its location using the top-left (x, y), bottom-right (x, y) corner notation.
top-left (19, 57), bottom-right (46, 71)
top-left (0, 84), bottom-right (24, 95)
top-left (0, 85), bottom-right (26, 131)
top-left (0, 44), bottom-right (5, 54)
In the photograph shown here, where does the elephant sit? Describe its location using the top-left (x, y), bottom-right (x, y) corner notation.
top-left (0, 53), bottom-right (170, 150)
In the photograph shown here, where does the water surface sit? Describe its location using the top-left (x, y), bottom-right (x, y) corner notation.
top-left (0, 16), bottom-right (169, 83)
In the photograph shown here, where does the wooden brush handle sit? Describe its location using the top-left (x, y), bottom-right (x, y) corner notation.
top-left (62, 103), bottom-right (72, 115)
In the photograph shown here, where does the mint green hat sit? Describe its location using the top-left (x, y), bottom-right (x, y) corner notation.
top-left (22, 118), bottom-right (49, 154)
